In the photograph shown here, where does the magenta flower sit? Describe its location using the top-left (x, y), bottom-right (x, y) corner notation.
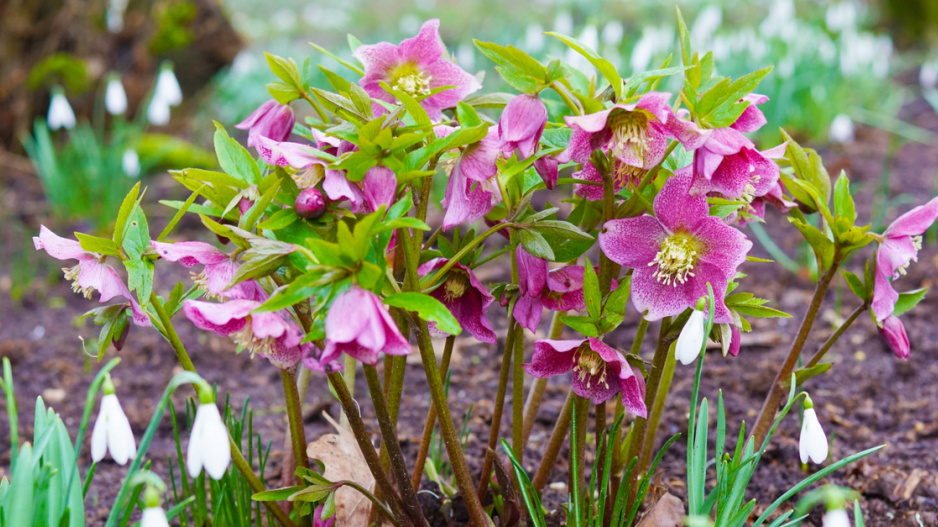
top-left (33, 226), bottom-right (150, 327)
top-left (151, 241), bottom-right (264, 301)
top-left (354, 19), bottom-right (481, 121)
top-left (235, 100), bottom-right (295, 148)
top-left (533, 149), bottom-right (571, 190)
top-left (361, 165), bottom-right (398, 213)
top-left (879, 315), bottom-right (910, 360)
top-left (690, 136), bottom-right (787, 199)
top-left (182, 299), bottom-right (306, 369)
top-left (419, 258), bottom-right (496, 344)
top-left (499, 94), bottom-right (547, 160)
top-left (513, 246), bottom-right (590, 332)
top-left (572, 159), bottom-right (651, 201)
top-left (441, 126), bottom-right (502, 229)
top-left (598, 174), bottom-right (751, 321)
top-left (731, 94), bottom-right (769, 133)
top-left (871, 197), bottom-right (938, 322)
top-left (321, 285), bottom-right (411, 366)
top-left (525, 338), bottom-right (646, 415)
top-left (730, 179), bottom-right (796, 226)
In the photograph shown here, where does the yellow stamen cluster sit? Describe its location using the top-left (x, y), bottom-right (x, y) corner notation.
top-left (615, 163), bottom-right (647, 190)
top-left (63, 265), bottom-right (94, 299)
top-left (390, 63), bottom-right (432, 97)
top-left (232, 323), bottom-right (275, 360)
top-left (190, 271), bottom-right (222, 300)
top-left (442, 269), bottom-right (471, 302)
top-left (649, 235), bottom-right (698, 286)
top-left (292, 164), bottom-right (325, 189)
top-left (608, 110), bottom-right (648, 162)
top-left (573, 345), bottom-right (609, 390)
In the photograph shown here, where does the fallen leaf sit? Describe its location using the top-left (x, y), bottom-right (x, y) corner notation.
top-left (306, 412), bottom-right (375, 526)
top-left (636, 492), bottom-right (685, 527)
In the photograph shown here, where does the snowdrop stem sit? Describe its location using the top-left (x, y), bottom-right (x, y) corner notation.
top-left (531, 390), bottom-right (575, 493)
top-left (148, 292), bottom-right (297, 527)
top-left (753, 259), bottom-right (841, 445)
top-left (363, 365), bottom-right (429, 527)
top-left (639, 337), bottom-right (678, 472)
top-left (611, 317), bottom-right (649, 476)
top-left (326, 370), bottom-right (412, 526)
top-left (805, 302), bottom-right (868, 369)
top-left (478, 320), bottom-right (518, 499)
top-left (411, 335), bottom-right (455, 491)
top-left (281, 369), bottom-right (309, 480)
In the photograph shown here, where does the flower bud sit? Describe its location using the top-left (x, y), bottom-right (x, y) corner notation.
top-left (153, 63), bottom-right (183, 107)
top-left (235, 100), bottom-right (295, 147)
top-left (105, 74), bottom-right (128, 116)
top-left (878, 315), bottom-right (909, 360)
top-left (48, 88), bottom-right (76, 131)
top-left (122, 149), bottom-right (140, 178)
top-left (822, 507), bottom-right (850, 527)
top-left (295, 188), bottom-right (326, 219)
top-left (674, 309), bottom-right (705, 365)
top-left (499, 93), bottom-right (547, 160)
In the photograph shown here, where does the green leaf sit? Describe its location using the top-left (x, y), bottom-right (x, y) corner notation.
top-left (525, 220), bottom-right (593, 241)
top-left (379, 81), bottom-right (432, 128)
top-left (833, 171), bottom-right (856, 224)
top-left (545, 32), bottom-right (623, 100)
top-left (267, 81), bottom-right (300, 104)
top-left (384, 292), bottom-right (461, 336)
top-left (518, 228), bottom-right (554, 260)
top-left (560, 315), bottom-right (600, 337)
top-left (789, 218), bottom-right (835, 270)
top-left (121, 206), bottom-right (153, 305)
top-left (257, 208), bottom-right (300, 231)
top-left (252, 485), bottom-right (305, 501)
top-left (265, 52), bottom-right (303, 88)
top-left (473, 40), bottom-right (546, 81)
top-left (843, 270), bottom-right (867, 300)
top-left (76, 233), bottom-right (120, 256)
top-left (601, 276), bottom-right (631, 330)
top-left (309, 42), bottom-right (364, 76)
top-left (582, 256), bottom-right (601, 321)
top-left (790, 363), bottom-right (832, 387)
top-left (213, 123), bottom-right (261, 185)
top-left (112, 182), bottom-right (141, 247)
top-left (893, 288), bottom-right (927, 317)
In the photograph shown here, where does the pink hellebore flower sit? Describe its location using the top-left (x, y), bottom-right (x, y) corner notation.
top-left (499, 94), bottom-right (547, 160)
top-left (235, 100), bottom-right (295, 148)
top-left (314, 504), bottom-right (336, 527)
top-left (731, 94), bottom-right (769, 133)
top-left (513, 246), bottom-right (589, 332)
top-left (871, 197), bottom-right (938, 322)
top-left (151, 241), bottom-right (264, 301)
top-left (533, 149), bottom-right (571, 190)
top-left (525, 338), bottom-right (647, 415)
top-left (598, 174), bottom-right (751, 322)
top-left (879, 315), bottom-right (910, 360)
top-left (182, 299), bottom-right (306, 369)
top-left (354, 19), bottom-right (481, 121)
top-left (419, 258), bottom-right (496, 344)
top-left (321, 285), bottom-right (411, 366)
top-left (441, 126), bottom-right (502, 230)
top-left (690, 129), bottom-right (787, 199)
top-left (729, 179), bottom-right (796, 226)
top-left (33, 226), bottom-right (150, 327)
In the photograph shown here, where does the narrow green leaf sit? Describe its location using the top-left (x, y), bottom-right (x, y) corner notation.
top-left (545, 32), bottom-right (622, 100)
top-left (582, 256), bottom-right (601, 321)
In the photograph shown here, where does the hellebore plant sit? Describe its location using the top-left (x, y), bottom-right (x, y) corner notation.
top-left (37, 8), bottom-right (931, 527)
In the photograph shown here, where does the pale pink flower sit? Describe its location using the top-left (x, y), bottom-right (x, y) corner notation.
top-left (151, 241), bottom-right (264, 301)
top-left (236, 100), bottom-right (295, 147)
top-left (320, 286), bottom-right (411, 366)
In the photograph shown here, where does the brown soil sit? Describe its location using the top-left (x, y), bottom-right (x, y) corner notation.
top-left (2, 95), bottom-right (938, 527)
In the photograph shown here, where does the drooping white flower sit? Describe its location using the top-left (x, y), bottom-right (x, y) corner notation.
top-left (799, 397), bottom-right (829, 464)
top-left (147, 98), bottom-right (171, 126)
top-left (187, 400), bottom-right (231, 480)
top-left (122, 149), bottom-right (140, 178)
top-left (90, 377), bottom-right (136, 465)
top-left (140, 507), bottom-right (170, 527)
top-left (105, 76), bottom-right (128, 116)
top-left (675, 309), bottom-right (706, 365)
top-left (822, 507), bottom-right (850, 527)
top-left (153, 64), bottom-right (183, 107)
top-left (829, 114), bottom-right (855, 144)
top-left (920, 61), bottom-right (938, 88)
top-left (47, 89), bottom-right (76, 131)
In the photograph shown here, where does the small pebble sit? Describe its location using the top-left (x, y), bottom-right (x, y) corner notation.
top-left (42, 388), bottom-right (66, 404)
top-left (549, 481), bottom-right (566, 491)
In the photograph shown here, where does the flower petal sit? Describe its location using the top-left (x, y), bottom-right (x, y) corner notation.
top-left (654, 173), bottom-right (711, 233)
top-left (524, 339), bottom-right (582, 378)
top-left (599, 216), bottom-right (667, 268)
top-left (182, 299), bottom-right (253, 335)
top-left (152, 240), bottom-right (229, 267)
top-left (33, 225), bottom-right (92, 261)
top-left (885, 196), bottom-right (938, 238)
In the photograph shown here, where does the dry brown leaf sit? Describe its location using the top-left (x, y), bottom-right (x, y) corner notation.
top-left (306, 412), bottom-right (375, 526)
top-left (636, 492), bottom-right (685, 527)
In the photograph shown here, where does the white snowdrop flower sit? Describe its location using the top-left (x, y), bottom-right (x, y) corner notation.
top-left (147, 98), bottom-right (171, 126)
top-left (140, 506), bottom-right (170, 527)
top-left (580, 25), bottom-right (599, 52)
top-left (822, 507), bottom-right (850, 527)
top-left (920, 60), bottom-right (938, 88)
top-left (122, 149), bottom-right (140, 178)
top-left (829, 114), bottom-right (855, 144)
top-left (675, 309), bottom-right (706, 365)
top-left (760, 0), bottom-right (794, 38)
top-left (90, 375), bottom-right (136, 465)
top-left (554, 11), bottom-right (574, 37)
top-left (630, 32), bottom-right (655, 73)
top-left (799, 396), bottom-right (829, 464)
top-left (691, 5), bottom-right (722, 48)
top-left (106, 10), bottom-right (124, 32)
top-left (601, 21), bottom-right (623, 47)
top-left (825, 2), bottom-right (857, 34)
top-left (525, 23), bottom-right (545, 53)
top-left (105, 75), bottom-right (127, 116)
top-left (47, 89), bottom-right (76, 131)
top-left (187, 399), bottom-right (231, 480)
top-left (153, 64), bottom-right (182, 107)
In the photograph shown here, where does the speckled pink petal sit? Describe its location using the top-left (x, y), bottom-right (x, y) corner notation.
top-left (653, 173), bottom-right (711, 233)
top-left (78, 260), bottom-right (132, 304)
top-left (731, 93), bottom-right (769, 133)
top-left (524, 339), bottom-right (582, 378)
top-left (599, 216), bottom-right (666, 268)
top-left (182, 299), bottom-right (253, 335)
top-left (885, 196), bottom-right (938, 238)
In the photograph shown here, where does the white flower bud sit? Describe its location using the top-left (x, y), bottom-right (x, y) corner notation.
top-left (153, 65), bottom-right (182, 107)
top-left (122, 149), bottom-right (140, 178)
top-left (822, 507), bottom-right (850, 527)
top-left (90, 388), bottom-right (136, 465)
top-left (675, 309), bottom-right (706, 365)
top-left (799, 403), bottom-right (829, 464)
top-left (829, 114), bottom-right (854, 144)
top-left (105, 76), bottom-right (128, 116)
top-left (48, 90), bottom-right (76, 131)
top-left (147, 98), bottom-right (171, 126)
top-left (140, 507), bottom-right (170, 527)
top-left (187, 402), bottom-right (231, 480)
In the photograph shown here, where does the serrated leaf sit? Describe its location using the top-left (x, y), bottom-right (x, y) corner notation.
top-left (76, 233), bottom-right (120, 256)
top-left (833, 171), bottom-right (856, 223)
top-left (545, 32), bottom-right (623, 100)
top-left (384, 292), bottom-right (460, 335)
top-left (473, 40), bottom-right (546, 81)
top-left (112, 182), bottom-right (141, 246)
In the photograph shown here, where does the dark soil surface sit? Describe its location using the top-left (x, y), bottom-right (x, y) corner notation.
top-left (2, 95), bottom-right (938, 527)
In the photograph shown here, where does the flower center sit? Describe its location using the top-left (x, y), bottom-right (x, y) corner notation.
top-left (614, 162), bottom-right (646, 190)
top-left (232, 323), bottom-right (276, 360)
top-left (190, 271), bottom-right (222, 300)
top-left (573, 345), bottom-right (609, 389)
top-left (442, 269), bottom-right (471, 302)
top-left (63, 265), bottom-right (94, 299)
top-left (390, 63), bottom-right (432, 97)
top-left (895, 236), bottom-right (923, 276)
top-left (608, 110), bottom-right (648, 162)
top-left (649, 234), bottom-right (698, 286)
